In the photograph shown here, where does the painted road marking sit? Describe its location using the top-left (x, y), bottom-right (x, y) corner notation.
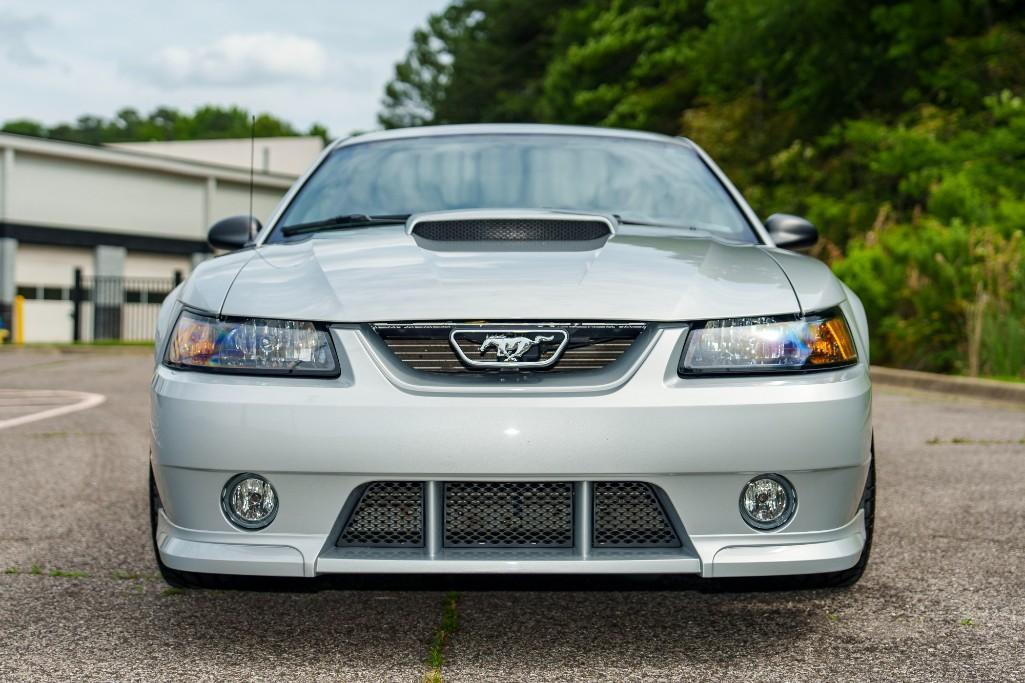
top-left (0, 389), bottom-right (106, 430)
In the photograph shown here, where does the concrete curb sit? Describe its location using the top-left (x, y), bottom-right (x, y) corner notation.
top-left (871, 366), bottom-right (1025, 404)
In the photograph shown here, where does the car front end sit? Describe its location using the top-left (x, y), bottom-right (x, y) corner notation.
top-left (150, 125), bottom-right (873, 586)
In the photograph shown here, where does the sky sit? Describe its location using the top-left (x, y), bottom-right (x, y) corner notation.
top-left (0, 1), bottom-right (451, 136)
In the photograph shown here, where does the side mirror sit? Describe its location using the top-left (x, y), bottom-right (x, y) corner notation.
top-left (208, 215), bottom-right (261, 251)
top-left (764, 213), bottom-right (818, 250)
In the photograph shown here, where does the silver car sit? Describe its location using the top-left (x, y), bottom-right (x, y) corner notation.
top-left (150, 124), bottom-right (874, 588)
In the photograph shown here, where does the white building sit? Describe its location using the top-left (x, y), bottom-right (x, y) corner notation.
top-left (0, 134), bottom-right (322, 342)
top-left (112, 136), bottom-right (325, 176)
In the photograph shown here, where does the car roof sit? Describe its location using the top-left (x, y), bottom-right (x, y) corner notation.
top-left (331, 123), bottom-right (695, 151)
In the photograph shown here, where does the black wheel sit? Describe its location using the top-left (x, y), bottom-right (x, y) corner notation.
top-left (698, 441), bottom-right (875, 593)
top-left (785, 442), bottom-right (875, 589)
top-left (149, 466), bottom-right (316, 591)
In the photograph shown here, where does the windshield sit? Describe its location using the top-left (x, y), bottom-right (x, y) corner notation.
top-left (270, 134), bottom-right (756, 243)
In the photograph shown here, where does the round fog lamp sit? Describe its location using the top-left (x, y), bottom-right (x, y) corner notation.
top-left (740, 474), bottom-right (796, 530)
top-left (222, 473), bottom-right (278, 530)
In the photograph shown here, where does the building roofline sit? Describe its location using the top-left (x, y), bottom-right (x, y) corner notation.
top-left (1, 220), bottom-right (209, 255)
top-left (113, 135), bottom-right (324, 146)
top-left (0, 132), bottom-right (295, 188)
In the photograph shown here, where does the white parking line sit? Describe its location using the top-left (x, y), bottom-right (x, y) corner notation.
top-left (0, 390), bottom-right (107, 430)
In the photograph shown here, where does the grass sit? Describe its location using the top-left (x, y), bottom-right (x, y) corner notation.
top-left (7, 564), bottom-right (90, 579)
top-left (111, 570), bottom-right (143, 580)
top-left (8, 564), bottom-right (162, 582)
top-left (424, 591), bottom-right (460, 683)
top-left (161, 587), bottom-right (184, 596)
top-left (1, 341), bottom-right (153, 354)
top-left (17, 340), bottom-right (153, 348)
top-left (27, 431), bottom-right (117, 440)
top-left (927, 436), bottom-right (1025, 446)
top-left (48, 566), bottom-right (88, 578)
top-left (959, 617), bottom-right (975, 626)
top-left (983, 374), bottom-right (1025, 384)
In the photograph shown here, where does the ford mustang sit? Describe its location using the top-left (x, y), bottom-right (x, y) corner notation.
top-left (150, 124), bottom-right (874, 588)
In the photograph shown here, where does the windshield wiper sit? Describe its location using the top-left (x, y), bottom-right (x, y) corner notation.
top-left (613, 215), bottom-right (704, 231)
top-left (280, 213), bottom-right (410, 237)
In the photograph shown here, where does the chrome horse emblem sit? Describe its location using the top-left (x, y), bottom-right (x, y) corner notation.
top-left (449, 328), bottom-right (570, 369)
top-left (479, 334), bottom-right (556, 362)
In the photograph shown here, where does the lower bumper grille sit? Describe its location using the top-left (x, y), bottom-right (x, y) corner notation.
top-left (336, 481), bottom-right (682, 551)
top-left (593, 482), bottom-right (680, 548)
top-left (444, 482), bottom-right (574, 548)
top-left (337, 482), bottom-right (424, 547)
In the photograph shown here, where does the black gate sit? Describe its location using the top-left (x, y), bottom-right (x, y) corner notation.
top-left (71, 269), bottom-right (182, 342)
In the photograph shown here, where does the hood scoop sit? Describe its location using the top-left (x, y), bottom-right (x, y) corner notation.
top-left (407, 209), bottom-right (614, 251)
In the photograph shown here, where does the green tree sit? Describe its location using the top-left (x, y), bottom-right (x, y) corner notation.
top-left (379, 0), bottom-right (586, 128)
top-left (1, 105), bottom-right (328, 144)
top-left (379, 0), bottom-right (1025, 376)
top-left (539, 0), bottom-right (707, 133)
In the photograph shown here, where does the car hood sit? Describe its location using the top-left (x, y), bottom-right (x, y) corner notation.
top-left (218, 226), bottom-right (801, 322)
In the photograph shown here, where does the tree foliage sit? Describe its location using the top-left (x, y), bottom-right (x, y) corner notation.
top-left (2, 106), bottom-right (330, 145)
top-left (380, 0), bottom-right (1025, 377)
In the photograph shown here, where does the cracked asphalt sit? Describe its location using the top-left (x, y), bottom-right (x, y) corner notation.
top-left (1, 348), bottom-right (1023, 681)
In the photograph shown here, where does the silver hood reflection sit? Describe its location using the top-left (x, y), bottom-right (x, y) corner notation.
top-left (210, 224), bottom-right (804, 322)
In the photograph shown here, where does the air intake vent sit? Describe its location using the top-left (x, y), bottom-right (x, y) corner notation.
top-left (592, 482), bottom-right (680, 548)
top-left (411, 217), bottom-right (612, 242)
top-left (334, 480), bottom-right (688, 554)
top-left (444, 481), bottom-right (574, 548)
top-left (337, 482), bottom-right (425, 547)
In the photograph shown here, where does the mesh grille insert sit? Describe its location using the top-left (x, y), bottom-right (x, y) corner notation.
top-left (337, 482), bottom-right (424, 547)
top-left (592, 482), bottom-right (680, 548)
top-left (412, 218), bottom-right (611, 242)
top-left (444, 482), bottom-right (574, 548)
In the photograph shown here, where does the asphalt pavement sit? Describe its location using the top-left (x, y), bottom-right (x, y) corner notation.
top-left (1, 348), bottom-right (1023, 681)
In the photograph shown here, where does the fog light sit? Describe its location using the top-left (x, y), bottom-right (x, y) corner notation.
top-left (222, 473), bottom-right (278, 530)
top-left (740, 474), bottom-right (796, 530)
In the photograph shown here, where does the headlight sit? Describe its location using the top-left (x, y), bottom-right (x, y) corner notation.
top-left (165, 310), bottom-right (339, 376)
top-left (679, 308), bottom-right (857, 375)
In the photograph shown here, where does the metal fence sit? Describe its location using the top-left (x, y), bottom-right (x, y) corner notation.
top-left (71, 269), bottom-right (182, 342)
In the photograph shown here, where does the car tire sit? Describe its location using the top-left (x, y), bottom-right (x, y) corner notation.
top-left (149, 466), bottom-right (236, 590)
top-left (699, 441), bottom-right (875, 593)
top-left (785, 441), bottom-right (876, 590)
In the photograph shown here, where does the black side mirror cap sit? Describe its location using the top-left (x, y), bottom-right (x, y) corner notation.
top-left (208, 215), bottom-right (262, 251)
top-left (764, 213), bottom-right (818, 250)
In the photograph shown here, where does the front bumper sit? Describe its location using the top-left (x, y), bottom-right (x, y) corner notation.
top-left (151, 325), bottom-right (872, 578)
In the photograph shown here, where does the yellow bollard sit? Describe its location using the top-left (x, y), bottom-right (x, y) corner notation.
top-left (13, 294), bottom-right (24, 344)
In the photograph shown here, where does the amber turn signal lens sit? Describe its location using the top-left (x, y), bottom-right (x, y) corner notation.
top-left (807, 317), bottom-right (858, 366)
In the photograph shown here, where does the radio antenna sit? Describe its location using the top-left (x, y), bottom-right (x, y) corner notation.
top-left (248, 114), bottom-right (256, 238)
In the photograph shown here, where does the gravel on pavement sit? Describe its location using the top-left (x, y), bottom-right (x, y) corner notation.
top-left (1, 348), bottom-right (1022, 681)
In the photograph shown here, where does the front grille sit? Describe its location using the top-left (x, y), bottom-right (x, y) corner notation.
top-left (374, 322), bottom-right (646, 374)
top-left (411, 218), bottom-right (611, 242)
top-left (593, 482), bottom-right (680, 548)
top-left (444, 482), bottom-right (574, 548)
top-left (337, 482), bottom-right (424, 547)
top-left (335, 481), bottom-right (684, 552)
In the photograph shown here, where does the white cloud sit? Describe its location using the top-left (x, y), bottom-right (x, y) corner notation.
top-left (152, 33), bottom-right (328, 86)
top-left (0, 0), bottom-right (452, 134)
top-left (0, 10), bottom-right (51, 67)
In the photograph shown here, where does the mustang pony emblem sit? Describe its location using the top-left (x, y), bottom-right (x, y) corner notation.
top-left (448, 328), bottom-right (570, 368)
top-left (480, 334), bottom-right (556, 362)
